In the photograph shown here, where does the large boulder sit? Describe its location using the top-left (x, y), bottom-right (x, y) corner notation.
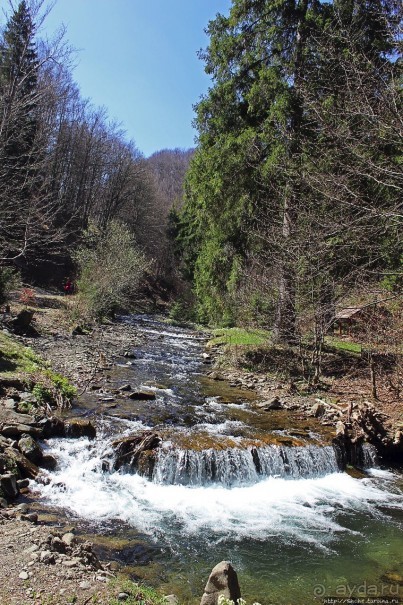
top-left (0, 473), bottom-right (19, 499)
top-left (200, 561), bottom-right (241, 605)
top-left (4, 447), bottom-right (39, 479)
top-left (64, 419), bottom-right (96, 439)
top-left (37, 416), bottom-right (65, 438)
top-left (112, 432), bottom-right (161, 472)
top-left (10, 309), bottom-right (34, 334)
top-left (18, 434), bottom-right (43, 464)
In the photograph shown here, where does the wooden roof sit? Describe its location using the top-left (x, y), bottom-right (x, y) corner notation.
top-left (335, 307), bottom-right (362, 320)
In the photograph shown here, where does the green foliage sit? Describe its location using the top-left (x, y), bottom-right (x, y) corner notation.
top-left (0, 331), bottom-right (41, 375)
top-left (31, 383), bottom-right (52, 404)
top-left (17, 400), bottom-right (36, 414)
top-left (0, 331), bottom-right (76, 407)
top-left (49, 373), bottom-right (76, 401)
top-left (108, 578), bottom-right (165, 605)
top-left (178, 0), bottom-right (401, 344)
top-left (0, 1), bottom-right (42, 263)
top-left (168, 299), bottom-right (196, 323)
top-left (75, 220), bottom-right (149, 320)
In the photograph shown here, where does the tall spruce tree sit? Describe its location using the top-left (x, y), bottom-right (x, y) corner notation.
top-left (0, 0), bottom-right (41, 263)
top-left (180, 0), bottom-right (401, 341)
top-left (180, 0), bottom-right (328, 337)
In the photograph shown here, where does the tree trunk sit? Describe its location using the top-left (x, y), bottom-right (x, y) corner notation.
top-left (273, 0), bottom-right (308, 344)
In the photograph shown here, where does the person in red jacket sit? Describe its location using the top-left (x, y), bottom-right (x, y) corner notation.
top-left (63, 278), bottom-right (73, 295)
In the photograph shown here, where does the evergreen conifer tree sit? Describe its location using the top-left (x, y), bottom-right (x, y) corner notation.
top-left (0, 0), bottom-right (41, 262)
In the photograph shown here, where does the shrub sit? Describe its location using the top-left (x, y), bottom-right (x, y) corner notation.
top-left (19, 287), bottom-right (36, 306)
top-left (74, 221), bottom-right (149, 320)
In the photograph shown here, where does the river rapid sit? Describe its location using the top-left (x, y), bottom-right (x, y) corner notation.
top-left (33, 316), bottom-right (403, 604)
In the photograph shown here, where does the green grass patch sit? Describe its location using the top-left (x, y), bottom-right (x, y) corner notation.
top-left (108, 578), bottom-right (165, 605)
top-left (0, 331), bottom-right (42, 375)
top-left (209, 327), bottom-right (270, 347)
top-left (325, 336), bottom-right (362, 354)
top-left (0, 331), bottom-right (76, 405)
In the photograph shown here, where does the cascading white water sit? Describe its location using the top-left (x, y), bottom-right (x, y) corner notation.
top-left (151, 444), bottom-right (341, 486)
top-left (31, 317), bottom-right (403, 604)
top-left (34, 433), bottom-right (402, 549)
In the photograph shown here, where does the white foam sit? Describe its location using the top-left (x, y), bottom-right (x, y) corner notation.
top-left (195, 420), bottom-right (246, 435)
top-left (34, 437), bottom-right (403, 550)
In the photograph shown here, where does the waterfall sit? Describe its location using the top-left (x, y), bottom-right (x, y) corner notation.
top-left (151, 444), bottom-right (342, 486)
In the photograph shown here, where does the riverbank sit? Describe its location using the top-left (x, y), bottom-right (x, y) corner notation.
top-left (204, 331), bottom-right (403, 463)
top-left (0, 291), bottom-right (172, 605)
top-left (1, 289), bottom-right (402, 604)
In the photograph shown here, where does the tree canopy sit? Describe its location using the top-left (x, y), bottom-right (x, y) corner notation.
top-left (178, 0), bottom-right (402, 340)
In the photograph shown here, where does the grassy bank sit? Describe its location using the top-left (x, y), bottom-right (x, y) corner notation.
top-left (208, 327), bottom-right (270, 347)
top-left (0, 330), bottom-right (76, 407)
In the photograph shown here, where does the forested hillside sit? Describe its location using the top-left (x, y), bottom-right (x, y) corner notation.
top-left (0, 1), bottom-right (191, 316)
top-left (0, 0), bottom-right (401, 337)
top-left (178, 0), bottom-right (402, 343)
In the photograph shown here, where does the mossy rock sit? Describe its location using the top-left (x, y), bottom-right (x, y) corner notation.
top-left (65, 419), bottom-right (96, 439)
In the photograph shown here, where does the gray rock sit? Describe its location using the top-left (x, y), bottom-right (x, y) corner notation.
top-left (51, 536), bottom-right (66, 553)
top-left (311, 402), bottom-right (326, 417)
top-left (80, 581), bottom-right (92, 590)
top-left (61, 532), bottom-right (76, 546)
top-left (200, 561), bottom-right (241, 605)
top-left (4, 398), bottom-right (17, 409)
top-left (19, 392), bottom-right (37, 403)
top-left (164, 595), bottom-right (179, 605)
top-left (118, 594), bottom-right (129, 602)
top-left (119, 384), bottom-right (132, 391)
top-left (19, 571), bottom-right (29, 580)
top-left (257, 396), bottom-right (284, 411)
top-left (2, 424), bottom-right (41, 439)
top-left (37, 416), bottom-right (65, 438)
top-left (18, 434), bottom-right (43, 464)
top-left (10, 309), bottom-right (34, 333)
top-left (0, 473), bottom-right (19, 499)
top-left (62, 558), bottom-right (79, 567)
top-left (40, 454), bottom-right (57, 471)
top-left (40, 550), bottom-right (56, 564)
top-left (111, 432), bottom-right (161, 472)
top-left (16, 503), bottom-right (29, 513)
top-left (0, 497), bottom-right (8, 508)
top-left (5, 447), bottom-right (39, 478)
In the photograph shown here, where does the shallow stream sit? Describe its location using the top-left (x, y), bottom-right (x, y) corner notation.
top-left (33, 316), bottom-right (403, 604)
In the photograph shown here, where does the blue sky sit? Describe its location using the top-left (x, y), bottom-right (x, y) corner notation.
top-left (39, 0), bottom-right (232, 157)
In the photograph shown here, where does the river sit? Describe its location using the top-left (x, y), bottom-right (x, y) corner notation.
top-left (33, 316), bottom-right (403, 604)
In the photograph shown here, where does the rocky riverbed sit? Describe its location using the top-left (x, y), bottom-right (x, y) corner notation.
top-left (0, 290), bottom-right (402, 604)
top-left (0, 514), bottom-right (114, 605)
